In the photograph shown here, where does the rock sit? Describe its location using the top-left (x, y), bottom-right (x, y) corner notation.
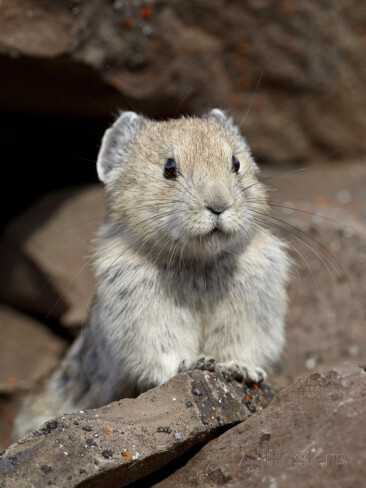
top-left (264, 160), bottom-right (366, 388)
top-left (0, 239), bottom-right (67, 321)
top-left (0, 185), bottom-right (104, 329)
top-left (0, 370), bottom-right (274, 488)
top-left (0, 306), bottom-right (67, 392)
top-left (0, 0), bottom-right (366, 163)
top-left (0, 390), bottom-right (24, 456)
top-left (0, 306), bottom-right (67, 454)
top-left (155, 364), bottom-right (366, 487)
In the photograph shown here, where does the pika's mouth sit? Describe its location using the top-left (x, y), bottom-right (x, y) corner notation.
top-left (205, 225), bottom-right (225, 237)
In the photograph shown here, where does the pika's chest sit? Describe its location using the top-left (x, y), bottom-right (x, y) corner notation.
top-left (161, 264), bottom-right (235, 312)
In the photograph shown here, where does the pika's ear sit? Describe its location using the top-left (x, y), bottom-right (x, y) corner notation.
top-left (97, 111), bottom-right (146, 183)
top-left (202, 108), bottom-right (229, 125)
top-left (202, 108), bottom-right (259, 171)
top-left (203, 108), bottom-right (249, 147)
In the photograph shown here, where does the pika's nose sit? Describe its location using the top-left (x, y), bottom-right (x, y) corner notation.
top-left (205, 190), bottom-right (233, 215)
top-left (203, 182), bottom-right (233, 216)
top-left (206, 204), bottom-right (227, 215)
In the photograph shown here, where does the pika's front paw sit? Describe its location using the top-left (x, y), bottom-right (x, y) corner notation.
top-left (215, 361), bottom-right (267, 383)
top-left (178, 357), bottom-right (216, 373)
top-left (178, 357), bottom-right (266, 384)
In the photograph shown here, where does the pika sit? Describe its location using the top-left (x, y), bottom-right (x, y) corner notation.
top-left (13, 109), bottom-right (290, 440)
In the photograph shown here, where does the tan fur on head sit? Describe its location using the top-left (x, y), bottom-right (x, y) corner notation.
top-left (107, 115), bottom-right (267, 262)
top-left (13, 109), bottom-right (290, 441)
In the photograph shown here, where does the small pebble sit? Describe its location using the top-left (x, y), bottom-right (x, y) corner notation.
top-left (305, 357), bottom-right (317, 370)
top-left (157, 426), bottom-right (172, 434)
top-left (102, 450), bottom-right (114, 459)
top-left (142, 25), bottom-right (153, 36)
top-left (330, 240), bottom-right (341, 252)
top-left (336, 190), bottom-right (351, 204)
top-left (113, 0), bottom-right (124, 10)
top-left (347, 345), bottom-right (359, 357)
top-left (246, 402), bottom-right (256, 413)
top-left (191, 386), bottom-right (202, 396)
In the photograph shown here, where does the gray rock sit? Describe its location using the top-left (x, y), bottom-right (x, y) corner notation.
top-left (155, 364), bottom-right (366, 488)
top-left (0, 306), bottom-right (67, 392)
top-left (264, 161), bottom-right (366, 389)
top-left (0, 370), bottom-right (274, 487)
top-left (0, 186), bottom-right (104, 329)
top-left (0, 306), bottom-right (67, 452)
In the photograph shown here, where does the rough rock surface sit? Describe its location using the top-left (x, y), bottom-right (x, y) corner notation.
top-left (0, 391), bottom-right (24, 457)
top-left (0, 306), bottom-right (67, 452)
top-left (1, 0), bottom-right (366, 163)
top-left (0, 186), bottom-right (104, 329)
top-left (0, 306), bottom-right (67, 392)
top-left (0, 370), bottom-right (275, 488)
top-left (265, 160), bottom-right (366, 388)
top-left (155, 364), bottom-right (366, 487)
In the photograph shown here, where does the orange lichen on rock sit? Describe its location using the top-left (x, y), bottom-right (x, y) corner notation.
top-left (140, 6), bottom-right (152, 19)
top-left (6, 377), bottom-right (18, 388)
top-left (123, 19), bottom-right (134, 29)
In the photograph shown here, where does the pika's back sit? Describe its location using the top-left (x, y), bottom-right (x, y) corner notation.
top-left (97, 109), bottom-right (269, 264)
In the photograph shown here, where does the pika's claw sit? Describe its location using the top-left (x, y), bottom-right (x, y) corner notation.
top-left (177, 360), bottom-right (188, 373)
top-left (178, 357), bottom-right (217, 374)
top-left (192, 357), bottom-right (216, 372)
top-left (215, 361), bottom-right (267, 384)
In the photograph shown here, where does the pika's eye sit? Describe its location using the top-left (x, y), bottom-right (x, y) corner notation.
top-left (164, 158), bottom-right (178, 179)
top-left (232, 155), bottom-right (240, 173)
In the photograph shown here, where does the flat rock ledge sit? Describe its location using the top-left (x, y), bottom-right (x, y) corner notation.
top-left (0, 370), bottom-right (274, 488)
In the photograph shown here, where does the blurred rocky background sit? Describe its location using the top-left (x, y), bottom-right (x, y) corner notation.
top-left (0, 0), bottom-right (365, 483)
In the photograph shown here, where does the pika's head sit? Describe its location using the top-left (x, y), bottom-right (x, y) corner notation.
top-left (97, 109), bottom-right (268, 262)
